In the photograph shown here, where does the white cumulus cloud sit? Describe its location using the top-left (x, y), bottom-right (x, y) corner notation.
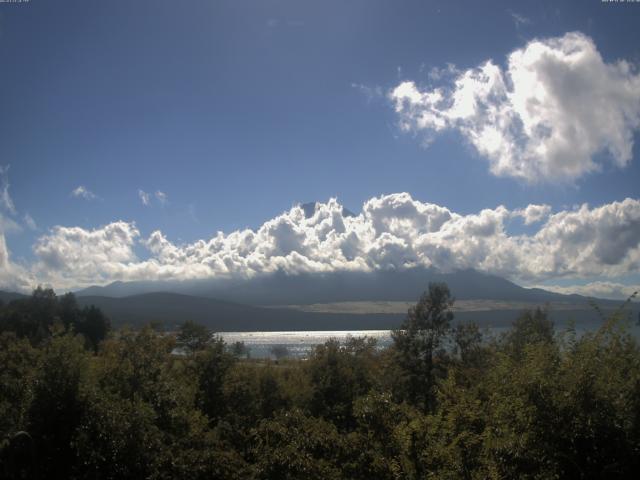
top-left (13, 193), bottom-right (639, 291)
top-left (32, 221), bottom-right (141, 287)
top-left (512, 204), bottom-right (552, 225)
top-left (390, 32), bottom-right (640, 182)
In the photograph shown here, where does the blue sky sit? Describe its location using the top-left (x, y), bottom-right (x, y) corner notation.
top-left (1, 0), bottom-right (640, 296)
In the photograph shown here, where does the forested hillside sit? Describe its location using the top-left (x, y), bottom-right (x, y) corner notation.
top-left (1, 285), bottom-right (639, 479)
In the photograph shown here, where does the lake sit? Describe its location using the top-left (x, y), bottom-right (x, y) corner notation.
top-left (219, 321), bottom-right (640, 359)
top-left (219, 330), bottom-right (393, 358)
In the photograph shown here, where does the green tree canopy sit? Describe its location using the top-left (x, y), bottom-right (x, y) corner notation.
top-left (177, 320), bottom-right (212, 353)
top-left (391, 282), bottom-right (454, 412)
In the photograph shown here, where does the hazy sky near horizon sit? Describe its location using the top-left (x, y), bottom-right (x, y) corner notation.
top-left (1, 0), bottom-right (640, 297)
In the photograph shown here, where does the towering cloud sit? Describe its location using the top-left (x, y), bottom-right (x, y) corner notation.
top-left (32, 222), bottom-right (141, 287)
top-left (391, 32), bottom-right (640, 182)
top-left (17, 194), bottom-right (640, 290)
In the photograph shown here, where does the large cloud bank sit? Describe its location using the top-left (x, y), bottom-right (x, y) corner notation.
top-left (391, 32), bottom-right (640, 182)
top-left (0, 193), bottom-right (634, 291)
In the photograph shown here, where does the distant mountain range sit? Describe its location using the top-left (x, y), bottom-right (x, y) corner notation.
top-left (0, 291), bottom-right (28, 304)
top-left (75, 268), bottom-right (590, 305)
top-left (2, 269), bottom-right (635, 331)
top-left (74, 293), bottom-right (403, 331)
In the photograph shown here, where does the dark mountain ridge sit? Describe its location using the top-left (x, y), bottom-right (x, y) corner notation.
top-left (73, 292), bottom-right (637, 332)
top-left (3, 268), bottom-right (635, 332)
top-left (75, 292), bottom-right (403, 331)
top-left (0, 291), bottom-right (28, 304)
top-left (75, 268), bottom-right (596, 306)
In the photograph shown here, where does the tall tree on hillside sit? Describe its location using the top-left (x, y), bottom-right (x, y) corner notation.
top-left (505, 307), bottom-right (554, 357)
top-left (391, 282), bottom-right (454, 412)
top-left (0, 288), bottom-right (58, 344)
top-left (27, 334), bottom-right (88, 479)
top-left (0, 290), bottom-right (111, 350)
top-left (177, 320), bottom-right (212, 353)
top-left (76, 305), bottom-right (111, 352)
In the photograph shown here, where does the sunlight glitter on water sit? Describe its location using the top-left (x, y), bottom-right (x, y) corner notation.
top-left (218, 330), bottom-right (394, 358)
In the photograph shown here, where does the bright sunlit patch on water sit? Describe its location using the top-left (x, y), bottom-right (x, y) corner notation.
top-left (218, 330), bottom-right (394, 359)
top-left (218, 321), bottom-right (640, 359)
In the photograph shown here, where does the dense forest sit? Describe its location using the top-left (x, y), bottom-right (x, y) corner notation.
top-left (1, 284), bottom-right (639, 479)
